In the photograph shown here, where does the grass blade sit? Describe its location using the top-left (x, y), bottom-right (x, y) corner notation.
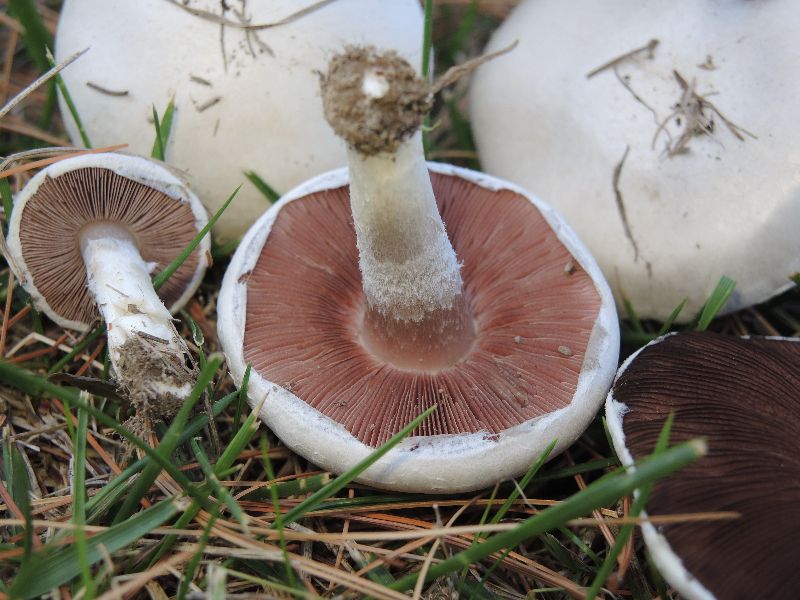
top-left (534, 457), bottom-right (618, 483)
top-left (10, 499), bottom-right (179, 599)
top-left (421, 0), bottom-right (434, 156)
top-left (260, 435), bottom-right (298, 590)
top-left (45, 48), bottom-right (91, 148)
top-left (243, 170), bottom-right (279, 203)
top-left (86, 391), bottom-right (237, 521)
top-left (8, 0), bottom-right (52, 72)
top-left (147, 387), bottom-right (261, 566)
top-left (7, 0), bottom-right (57, 126)
top-left (584, 414), bottom-right (675, 599)
top-left (0, 360), bottom-right (216, 513)
top-left (191, 439), bottom-right (247, 528)
top-left (151, 98), bottom-right (176, 160)
top-left (233, 364), bottom-right (251, 431)
top-left (176, 507), bottom-right (219, 600)
top-left (153, 186), bottom-right (239, 290)
top-left (280, 405), bottom-right (437, 526)
top-left (3, 442), bottom-right (33, 560)
top-left (489, 439), bottom-right (556, 527)
top-left (112, 356), bottom-right (223, 523)
top-left (389, 439), bottom-right (705, 591)
top-left (73, 404), bottom-right (94, 599)
top-left (656, 298), bottom-right (687, 336)
top-left (240, 473), bottom-right (332, 501)
top-left (1, 179), bottom-right (13, 233)
top-left (151, 106), bottom-right (165, 161)
top-left (622, 297), bottom-right (645, 335)
top-left (421, 0), bottom-right (434, 80)
top-left (47, 325), bottom-right (106, 374)
top-left (695, 276), bottom-right (736, 331)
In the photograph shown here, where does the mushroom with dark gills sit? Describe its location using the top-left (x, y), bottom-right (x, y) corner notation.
top-left (5, 153), bottom-right (209, 430)
top-left (217, 48), bottom-right (619, 493)
top-left (606, 332), bottom-right (800, 600)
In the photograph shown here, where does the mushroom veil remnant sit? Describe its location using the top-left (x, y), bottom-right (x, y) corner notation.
top-left (606, 332), bottom-right (800, 600)
top-left (218, 47), bottom-right (619, 492)
top-left (470, 0), bottom-right (800, 320)
top-left (5, 153), bottom-right (209, 429)
top-left (55, 0), bottom-right (425, 242)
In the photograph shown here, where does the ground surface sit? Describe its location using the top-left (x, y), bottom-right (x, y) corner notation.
top-left (1, 1), bottom-right (798, 599)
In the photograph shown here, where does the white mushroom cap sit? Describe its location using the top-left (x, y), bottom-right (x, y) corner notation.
top-left (218, 165), bottom-right (619, 493)
top-left (469, 0), bottom-right (800, 321)
top-left (55, 0), bottom-right (424, 242)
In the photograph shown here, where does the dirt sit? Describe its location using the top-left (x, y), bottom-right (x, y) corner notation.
top-left (320, 46), bottom-right (431, 156)
top-left (114, 334), bottom-right (198, 436)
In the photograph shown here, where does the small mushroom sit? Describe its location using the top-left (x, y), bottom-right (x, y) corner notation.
top-left (54, 0), bottom-right (425, 242)
top-left (5, 152), bottom-right (209, 424)
top-left (469, 0), bottom-right (800, 320)
top-left (606, 331), bottom-right (800, 600)
top-left (218, 47), bottom-right (619, 493)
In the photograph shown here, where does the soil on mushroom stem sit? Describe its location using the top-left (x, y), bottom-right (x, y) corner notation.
top-left (113, 335), bottom-right (197, 436)
top-left (1, 1), bottom-right (799, 598)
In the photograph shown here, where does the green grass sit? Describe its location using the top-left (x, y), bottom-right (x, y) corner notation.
top-left (243, 170), bottom-right (280, 203)
top-left (151, 97), bottom-right (176, 161)
top-left (1, 3), bottom-right (798, 599)
top-left (45, 47), bottom-right (91, 148)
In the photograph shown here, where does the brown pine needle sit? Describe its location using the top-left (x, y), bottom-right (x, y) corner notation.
top-left (0, 144), bottom-right (128, 180)
top-left (0, 270), bottom-right (15, 356)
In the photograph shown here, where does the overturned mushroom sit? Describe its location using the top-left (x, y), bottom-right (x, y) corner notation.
top-left (606, 332), bottom-right (800, 600)
top-left (55, 0), bottom-right (425, 242)
top-left (470, 0), bottom-right (800, 320)
top-left (5, 153), bottom-right (209, 428)
top-left (218, 48), bottom-right (619, 492)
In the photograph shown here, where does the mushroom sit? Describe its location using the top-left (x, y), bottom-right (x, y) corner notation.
top-left (606, 331), bottom-right (800, 599)
top-left (217, 47), bottom-right (619, 493)
top-left (469, 0), bottom-right (800, 320)
top-left (5, 152), bottom-right (209, 425)
top-left (54, 0), bottom-right (425, 242)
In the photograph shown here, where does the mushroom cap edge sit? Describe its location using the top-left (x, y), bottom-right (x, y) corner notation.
top-left (218, 163), bottom-right (620, 493)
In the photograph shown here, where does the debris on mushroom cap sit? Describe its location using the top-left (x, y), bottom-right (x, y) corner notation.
top-left (470, 0), bottom-right (800, 320)
top-left (606, 332), bottom-right (800, 600)
top-left (218, 164), bottom-right (620, 493)
top-left (54, 0), bottom-right (425, 242)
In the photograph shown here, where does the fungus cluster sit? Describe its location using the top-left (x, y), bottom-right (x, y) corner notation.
top-left (6, 153), bottom-right (209, 429)
top-left (218, 48), bottom-right (619, 492)
top-left (470, 0), bottom-right (800, 320)
top-left (55, 0), bottom-right (425, 242)
top-left (606, 332), bottom-right (800, 600)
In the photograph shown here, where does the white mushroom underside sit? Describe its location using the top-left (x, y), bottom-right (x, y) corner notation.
top-left (218, 164), bottom-right (620, 493)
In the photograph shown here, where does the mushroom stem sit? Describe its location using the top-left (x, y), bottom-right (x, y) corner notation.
top-left (79, 222), bottom-right (195, 402)
top-left (349, 132), bottom-right (475, 368)
top-left (321, 47), bottom-right (477, 370)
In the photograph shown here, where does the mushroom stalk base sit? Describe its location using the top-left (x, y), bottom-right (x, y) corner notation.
top-left (349, 133), bottom-right (476, 368)
top-left (360, 294), bottom-right (474, 370)
top-left (80, 223), bottom-right (195, 409)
